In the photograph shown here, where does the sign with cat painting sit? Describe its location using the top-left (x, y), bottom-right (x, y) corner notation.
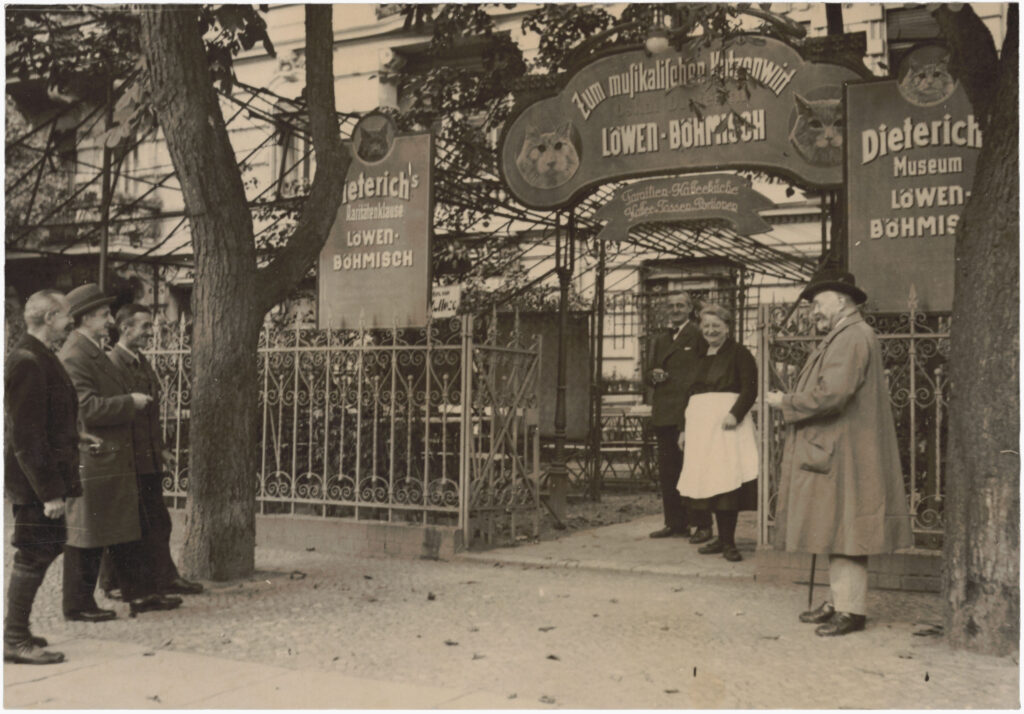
top-left (594, 174), bottom-right (774, 240)
top-left (846, 44), bottom-right (980, 313)
top-left (499, 35), bottom-right (866, 210)
top-left (318, 112), bottom-right (434, 328)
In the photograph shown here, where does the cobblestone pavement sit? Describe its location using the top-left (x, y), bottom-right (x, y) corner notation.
top-left (6, 515), bottom-right (1019, 709)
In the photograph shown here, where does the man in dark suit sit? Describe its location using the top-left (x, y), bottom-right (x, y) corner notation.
top-left (646, 291), bottom-right (713, 541)
top-left (99, 304), bottom-right (202, 598)
top-left (58, 283), bottom-right (182, 619)
top-left (4, 290), bottom-right (80, 664)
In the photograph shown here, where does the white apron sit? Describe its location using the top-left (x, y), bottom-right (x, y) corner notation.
top-left (676, 392), bottom-right (759, 499)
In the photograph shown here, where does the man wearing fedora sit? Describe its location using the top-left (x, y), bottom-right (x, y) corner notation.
top-left (58, 283), bottom-right (182, 619)
top-left (766, 267), bottom-right (913, 636)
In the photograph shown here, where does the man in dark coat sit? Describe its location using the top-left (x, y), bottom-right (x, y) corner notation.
top-left (4, 290), bottom-right (80, 664)
top-left (58, 283), bottom-right (182, 619)
top-left (646, 291), bottom-right (712, 541)
top-left (99, 304), bottom-right (203, 598)
top-left (767, 268), bottom-right (913, 637)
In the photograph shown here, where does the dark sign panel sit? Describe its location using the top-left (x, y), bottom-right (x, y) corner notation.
top-left (318, 116), bottom-right (433, 328)
top-left (846, 46), bottom-right (980, 313)
top-left (500, 36), bottom-right (862, 209)
top-left (595, 173), bottom-right (774, 240)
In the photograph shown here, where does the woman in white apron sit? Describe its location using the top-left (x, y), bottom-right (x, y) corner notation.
top-left (676, 304), bottom-right (758, 562)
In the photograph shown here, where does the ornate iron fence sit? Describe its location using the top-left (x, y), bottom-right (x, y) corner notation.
top-left (147, 315), bottom-right (541, 547)
top-left (756, 295), bottom-right (950, 550)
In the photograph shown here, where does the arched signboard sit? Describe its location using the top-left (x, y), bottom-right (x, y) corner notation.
top-left (500, 36), bottom-right (864, 209)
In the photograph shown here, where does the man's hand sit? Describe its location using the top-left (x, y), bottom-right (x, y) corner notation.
top-left (79, 431), bottom-right (103, 453)
top-left (721, 413), bottom-right (738, 430)
top-left (651, 368), bottom-right (668, 385)
top-left (43, 498), bottom-right (65, 519)
top-left (676, 431), bottom-right (685, 451)
top-left (130, 392), bottom-right (153, 410)
top-left (765, 391), bottom-right (785, 409)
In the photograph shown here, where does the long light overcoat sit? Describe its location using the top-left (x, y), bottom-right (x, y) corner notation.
top-left (774, 312), bottom-right (913, 556)
top-left (58, 331), bottom-right (141, 548)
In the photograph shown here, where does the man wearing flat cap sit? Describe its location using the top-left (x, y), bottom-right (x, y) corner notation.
top-left (766, 267), bottom-right (913, 637)
top-left (58, 283), bottom-right (182, 620)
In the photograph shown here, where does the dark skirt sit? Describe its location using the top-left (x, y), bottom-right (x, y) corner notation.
top-left (685, 478), bottom-right (758, 512)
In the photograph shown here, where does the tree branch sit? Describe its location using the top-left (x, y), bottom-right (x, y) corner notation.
top-left (932, 4), bottom-right (1001, 130)
top-left (255, 5), bottom-right (349, 315)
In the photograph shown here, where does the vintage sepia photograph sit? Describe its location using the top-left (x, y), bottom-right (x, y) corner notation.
top-left (3, 2), bottom-right (1018, 708)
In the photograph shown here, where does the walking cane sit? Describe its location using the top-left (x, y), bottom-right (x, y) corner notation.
top-left (808, 554), bottom-right (816, 608)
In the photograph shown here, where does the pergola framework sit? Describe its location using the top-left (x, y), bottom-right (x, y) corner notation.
top-left (6, 78), bottom-right (819, 306)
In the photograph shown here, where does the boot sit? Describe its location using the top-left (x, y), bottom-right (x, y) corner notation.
top-left (3, 640), bottom-right (64, 665)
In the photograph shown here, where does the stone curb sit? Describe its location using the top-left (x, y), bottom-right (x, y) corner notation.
top-left (456, 550), bottom-right (757, 580)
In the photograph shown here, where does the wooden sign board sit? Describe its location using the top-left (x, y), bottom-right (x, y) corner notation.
top-left (318, 115), bottom-right (433, 329)
top-left (500, 35), bottom-right (863, 209)
top-left (846, 45), bottom-right (981, 313)
top-left (594, 173), bottom-right (774, 240)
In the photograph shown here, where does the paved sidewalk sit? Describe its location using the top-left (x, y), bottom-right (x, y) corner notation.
top-left (5, 638), bottom-right (519, 709)
top-left (4, 510), bottom-right (1019, 709)
top-left (460, 512), bottom-right (762, 579)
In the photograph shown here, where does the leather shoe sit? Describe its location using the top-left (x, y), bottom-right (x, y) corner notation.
top-left (698, 538), bottom-right (724, 554)
top-left (129, 593), bottom-right (182, 615)
top-left (161, 576), bottom-right (204, 595)
top-left (4, 640), bottom-right (64, 665)
top-left (64, 608), bottom-right (117, 623)
top-left (689, 528), bottom-right (713, 544)
top-left (722, 544), bottom-right (742, 562)
top-left (799, 601), bottom-right (836, 624)
top-left (649, 526), bottom-right (685, 539)
top-left (27, 632), bottom-right (47, 647)
top-left (815, 612), bottom-right (867, 637)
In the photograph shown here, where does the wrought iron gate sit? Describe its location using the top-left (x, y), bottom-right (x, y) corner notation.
top-left (756, 296), bottom-right (949, 550)
top-left (148, 314), bottom-right (542, 548)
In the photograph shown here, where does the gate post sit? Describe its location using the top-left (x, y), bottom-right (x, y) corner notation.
top-left (757, 303), bottom-right (771, 546)
top-left (459, 314), bottom-right (473, 544)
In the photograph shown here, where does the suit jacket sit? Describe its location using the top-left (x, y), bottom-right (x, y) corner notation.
top-left (647, 321), bottom-right (706, 427)
top-left (774, 312), bottom-right (914, 556)
top-left (58, 330), bottom-right (141, 548)
top-left (108, 344), bottom-right (164, 476)
top-left (4, 333), bottom-right (82, 504)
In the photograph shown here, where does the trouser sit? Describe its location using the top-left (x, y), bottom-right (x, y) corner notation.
top-left (714, 510), bottom-right (738, 546)
top-left (654, 425), bottom-right (711, 532)
top-left (829, 554), bottom-right (869, 616)
top-left (5, 504), bottom-right (65, 644)
top-left (99, 473), bottom-right (178, 592)
top-left (63, 540), bottom-right (150, 613)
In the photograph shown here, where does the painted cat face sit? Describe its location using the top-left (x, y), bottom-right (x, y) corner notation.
top-left (515, 123), bottom-right (580, 189)
top-left (357, 126), bottom-right (390, 162)
top-left (788, 93), bottom-right (843, 167)
top-left (899, 57), bottom-right (955, 106)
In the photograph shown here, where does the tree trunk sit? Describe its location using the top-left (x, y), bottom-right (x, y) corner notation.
top-left (942, 10), bottom-right (1019, 656)
top-left (140, 6), bottom-right (261, 579)
top-left (139, 6), bottom-right (345, 579)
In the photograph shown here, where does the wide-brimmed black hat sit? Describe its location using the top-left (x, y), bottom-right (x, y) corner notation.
top-left (799, 267), bottom-right (868, 305)
top-left (66, 282), bottom-right (115, 318)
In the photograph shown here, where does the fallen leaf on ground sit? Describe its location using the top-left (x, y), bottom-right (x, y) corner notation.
top-left (289, 571), bottom-right (307, 580)
top-left (363, 575), bottom-right (373, 580)
top-left (508, 694), bottom-right (517, 700)
top-left (913, 624), bottom-right (944, 637)
top-left (665, 689), bottom-right (679, 694)
top-left (472, 653), bottom-right (485, 660)
top-left (469, 626), bottom-right (479, 632)
top-left (546, 654), bottom-right (560, 661)
top-left (445, 640), bottom-right (459, 646)
top-left (305, 547), bottom-right (316, 551)
top-left (539, 626), bottom-right (555, 632)
top-left (539, 695), bottom-right (556, 704)
top-left (147, 695), bottom-right (161, 703)
top-left (759, 635), bottom-right (780, 640)
top-left (427, 592), bottom-right (436, 600)
top-left (142, 651), bottom-right (155, 657)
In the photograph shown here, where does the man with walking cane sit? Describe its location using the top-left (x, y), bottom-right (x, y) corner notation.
top-left (766, 267), bottom-right (913, 636)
